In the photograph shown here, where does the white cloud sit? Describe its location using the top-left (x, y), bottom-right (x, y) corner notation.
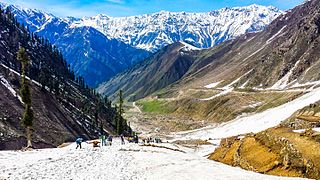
top-left (106, 0), bottom-right (124, 4)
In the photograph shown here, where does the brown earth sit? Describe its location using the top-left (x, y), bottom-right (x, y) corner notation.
top-left (209, 126), bottom-right (320, 179)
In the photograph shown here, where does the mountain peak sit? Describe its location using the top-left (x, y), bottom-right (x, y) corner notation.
top-left (95, 13), bottom-right (111, 19)
top-left (0, 2), bottom-right (56, 18)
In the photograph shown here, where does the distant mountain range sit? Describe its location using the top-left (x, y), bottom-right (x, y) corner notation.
top-left (0, 2), bottom-right (282, 87)
top-left (71, 5), bottom-right (282, 52)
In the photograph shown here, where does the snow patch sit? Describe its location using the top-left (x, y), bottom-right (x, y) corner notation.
top-left (204, 81), bottom-right (222, 89)
top-left (266, 25), bottom-right (287, 44)
top-left (199, 70), bottom-right (252, 101)
top-left (0, 75), bottom-right (23, 103)
top-left (293, 128), bottom-right (320, 133)
top-left (199, 88), bottom-right (234, 101)
top-left (269, 60), bottom-right (300, 90)
top-left (179, 41), bottom-right (201, 51)
top-left (242, 102), bottom-right (263, 109)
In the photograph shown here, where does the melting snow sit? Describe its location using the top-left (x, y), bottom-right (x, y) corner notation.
top-left (204, 81), bottom-right (222, 89)
top-left (269, 60), bottom-right (300, 90)
top-left (172, 87), bottom-right (320, 140)
top-left (266, 25), bottom-right (287, 44)
top-left (0, 75), bottom-right (23, 103)
top-left (242, 25), bottom-right (286, 63)
top-left (239, 79), bottom-right (249, 89)
top-left (0, 63), bottom-right (41, 87)
top-left (199, 70), bottom-right (252, 101)
top-left (293, 128), bottom-right (320, 133)
top-left (242, 102), bottom-right (263, 108)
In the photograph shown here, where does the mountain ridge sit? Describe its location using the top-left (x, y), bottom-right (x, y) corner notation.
top-left (70, 4), bottom-right (283, 52)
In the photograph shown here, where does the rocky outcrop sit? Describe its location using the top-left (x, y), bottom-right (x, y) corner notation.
top-left (209, 127), bottom-right (320, 179)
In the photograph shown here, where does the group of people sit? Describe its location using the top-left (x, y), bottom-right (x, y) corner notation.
top-left (75, 134), bottom-right (126, 149)
top-left (143, 137), bottom-right (162, 144)
top-left (128, 135), bottom-right (139, 143)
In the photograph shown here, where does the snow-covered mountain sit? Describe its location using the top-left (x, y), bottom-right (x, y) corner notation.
top-left (0, 2), bottom-right (282, 86)
top-left (71, 5), bottom-right (283, 52)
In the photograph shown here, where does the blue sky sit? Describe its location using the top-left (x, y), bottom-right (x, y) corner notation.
top-left (2, 0), bottom-right (305, 17)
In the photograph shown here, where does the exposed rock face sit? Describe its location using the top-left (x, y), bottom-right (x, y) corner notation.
top-left (210, 102), bottom-right (320, 179)
top-left (282, 103), bottom-right (320, 129)
top-left (209, 127), bottom-right (320, 179)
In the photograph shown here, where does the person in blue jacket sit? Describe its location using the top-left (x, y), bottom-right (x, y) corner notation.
top-left (75, 137), bottom-right (83, 149)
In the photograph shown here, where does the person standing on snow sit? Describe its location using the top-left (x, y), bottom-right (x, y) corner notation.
top-left (134, 135), bottom-right (139, 144)
top-left (120, 134), bottom-right (125, 145)
top-left (75, 137), bottom-right (83, 149)
top-left (100, 134), bottom-right (106, 146)
top-left (107, 135), bottom-right (113, 146)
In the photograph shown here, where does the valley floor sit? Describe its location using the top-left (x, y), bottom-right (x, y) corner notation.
top-left (0, 138), bottom-right (304, 180)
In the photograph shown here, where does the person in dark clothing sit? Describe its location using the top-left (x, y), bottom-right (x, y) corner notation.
top-left (120, 134), bottom-right (125, 145)
top-left (134, 135), bottom-right (139, 144)
top-left (107, 135), bottom-right (113, 146)
top-left (75, 138), bottom-right (83, 149)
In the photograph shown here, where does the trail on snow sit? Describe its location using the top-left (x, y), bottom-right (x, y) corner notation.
top-left (0, 138), bottom-right (303, 180)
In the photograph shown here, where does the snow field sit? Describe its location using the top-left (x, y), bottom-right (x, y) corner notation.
top-left (0, 138), bottom-right (303, 180)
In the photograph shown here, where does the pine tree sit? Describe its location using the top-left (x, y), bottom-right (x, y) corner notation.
top-left (114, 90), bottom-right (127, 135)
top-left (18, 47), bottom-right (34, 148)
top-left (119, 90), bottom-right (124, 116)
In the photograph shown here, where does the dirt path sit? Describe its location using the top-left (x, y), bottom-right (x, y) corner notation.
top-left (133, 102), bottom-right (142, 113)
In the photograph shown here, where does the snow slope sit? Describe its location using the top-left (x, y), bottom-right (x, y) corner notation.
top-left (172, 87), bottom-right (320, 140)
top-left (0, 139), bottom-right (303, 180)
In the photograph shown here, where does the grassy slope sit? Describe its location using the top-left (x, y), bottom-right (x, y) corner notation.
top-left (137, 99), bottom-right (176, 114)
top-left (137, 90), bottom-right (304, 124)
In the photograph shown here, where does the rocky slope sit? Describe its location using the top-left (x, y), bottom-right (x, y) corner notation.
top-left (97, 42), bottom-right (197, 100)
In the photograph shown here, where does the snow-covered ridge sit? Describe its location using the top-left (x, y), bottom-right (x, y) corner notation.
top-left (70, 4), bottom-right (283, 52)
top-left (0, 2), bottom-right (283, 52)
top-left (0, 2), bottom-right (57, 31)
